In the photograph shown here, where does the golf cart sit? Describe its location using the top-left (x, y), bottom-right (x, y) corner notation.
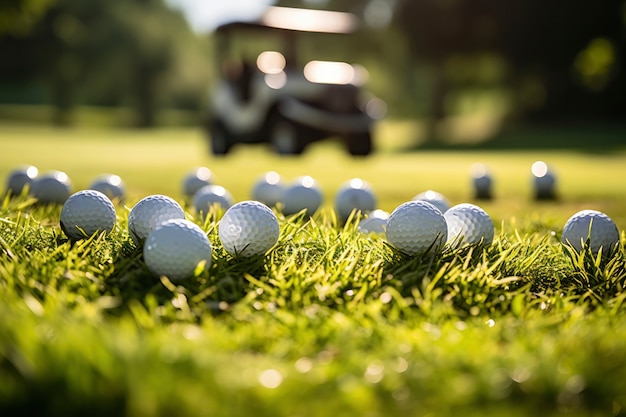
top-left (205, 6), bottom-right (384, 156)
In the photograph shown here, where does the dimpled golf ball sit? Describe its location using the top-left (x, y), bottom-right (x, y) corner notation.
top-left (144, 219), bottom-right (212, 282)
top-left (281, 176), bottom-right (323, 216)
top-left (219, 200), bottom-right (280, 257)
top-left (251, 171), bottom-right (284, 207)
top-left (334, 178), bottom-right (377, 222)
top-left (31, 170), bottom-right (72, 204)
top-left (5, 164), bottom-right (38, 196)
top-left (562, 210), bottom-right (620, 255)
top-left (192, 184), bottom-right (234, 216)
top-left (128, 194), bottom-right (186, 246)
top-left (89, 174), bottom-right (126, 203)
top-left (413, 190), bottom-right (451, 213)
top-left (444, 203), bottom-right (494, 248)
top-left (182, 167), bottom-right (213, 198)
top-left (60, 190), bottom-right (117, 240)
top-left (386, 200), bottom-right (448, 256)
top-left (358, 209), bottom-right (389, 235)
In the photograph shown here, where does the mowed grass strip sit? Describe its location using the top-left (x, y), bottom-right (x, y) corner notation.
top-left (1, 123), bottom-right (626, 416)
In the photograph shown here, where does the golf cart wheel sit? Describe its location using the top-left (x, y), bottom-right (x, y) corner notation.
top-left (271, 121), bottom-right (305, 155)
top-left (346, 132), bottom-right (372, 156)
top-left (210, 122), bottom-right (233, 156)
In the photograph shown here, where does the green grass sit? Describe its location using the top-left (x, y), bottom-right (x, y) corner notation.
top-left (1, 122), bottom-right (626, 416)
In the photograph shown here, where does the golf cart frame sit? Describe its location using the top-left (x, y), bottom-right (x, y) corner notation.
top-left (205, 6), bottom-right (381, 156)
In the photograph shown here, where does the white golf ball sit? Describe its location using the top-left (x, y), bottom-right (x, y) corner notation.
top-left (128, 194), bottom-right (186, 246)
top-left (358, 209), bottom-right (389, 235)
top-left (192, 184), bottom-right (234, 216)
top-left (413, 190), bottom-right (451, 213)
top-left (31, 170), bottom-right (72, 204)
top-left (562, 209), bottom-right (620, 254)
top-left (219, 200), bottom-right (280, 257)
top-left (444, 203), bottom-right (494, 248)
top-left (88, 174), bottom-right (126, 203)
top-left (5, 164), bottom-right (38, 196)
top-left (334, 178), bottom-right (377, 222)
top-left (251, 171), bottom-right (284, 207)
top-left (281, 176), bottom-right (323, 216)
top-left (386, 200), bottom-right (448, 256)
top-left (182, 167), bottom-right (213, 198)
top-left (144, 219), bottom-right (212, 281)
top-left (470, 163), bottom-right (493, 199)
top-left (60, 190), bottom-right (117, 240)
top-left (531, 161), bottom-right (556, 199)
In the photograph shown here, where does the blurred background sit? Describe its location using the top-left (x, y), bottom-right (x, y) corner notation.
top-left (1, 0), bottom-right (625, 149)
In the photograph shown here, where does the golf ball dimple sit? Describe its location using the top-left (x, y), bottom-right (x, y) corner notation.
top-left (143, 219), bottom-right (212, 281)
top-left (183, 167), bottom-right (213, 198)
top-left (5, 164), bottom-right (38, 196)
top-left (358, 209), bottom-right (389, 235)
top-left (31, 170), bottom-right (72, 204)
top-left (192, 184), bottom-right (234, 216)
top-left (386, 200), bottom-right (448, 256)
top-left (89, 174), bottom-right (126, 203)
top-left (60, 190), bottom-right (117, 240)
top-left (413, 190), bottom-right (451, 213)
top-left (251, 171), bottom-right (284, 207)
top-left (219, 200), bottom-right (280, 257)
top-left (334, 178), bottom-right (377, 222)
top-left (128, 194), bottom-right (186, 246)
top-left (444, 203), bottom-right (494, 248)
top-left (562, 209), bottom-right (620, 255)
top-left (281, 176), bottom-right (323, 216)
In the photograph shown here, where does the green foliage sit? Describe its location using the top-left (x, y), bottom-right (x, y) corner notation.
top-left (1, 187), bottom-right (626, 416)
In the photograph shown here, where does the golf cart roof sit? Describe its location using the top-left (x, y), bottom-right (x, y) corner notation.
top-left (216, 6), bottom-right (359, 34)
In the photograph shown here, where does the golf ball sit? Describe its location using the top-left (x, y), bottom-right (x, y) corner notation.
top-left (386, 200), bottom-right (448, 256)
top-left (358, 209), bottom-right (389, 235)
top-left (128, 194), bottom-right (186, 246)
top-left (470, 163), bottom-right (493, 200)
top-left (88, 174), bottom-right (126, 203)
top-left (219, 200), bottom-right (280, 257)
top-left (334, 178), bottom-right (377, 222)
top-left (251, 171), bottom-right (284, 207)
top-left (60, 190), bottom-right (117, 240)
top-left (144, 219), bottom-right (212, 281)
top-left (413, 190), bottom-right (451, 213)
top-left (281, 176), bottom-right (323, 216)
top-left (5, 164), bottom-right (38, 196)
top-left (444, 203), bottom-right (494, 248)
top-left (562, 209), bottom-right (620, 254)
top-left (531, 161), bottom-right (556, 200)
top-left (192, 184), bottom-right (234, 216)
top-left (30, 170), bottom-right (72, 204)
top-left (182, 167), bottom-right (213, 198)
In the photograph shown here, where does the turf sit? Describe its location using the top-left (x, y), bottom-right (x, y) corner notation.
top-left (1, 122), bottom-right (626, 416)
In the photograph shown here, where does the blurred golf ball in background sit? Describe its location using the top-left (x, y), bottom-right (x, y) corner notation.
top-left (219, 200), bottom-right (280, 257)
top-left (5, 164), bottom-right (38, 196)
top-left (444, 203), bottom-right (494, 248)
top-left (143, 218), bottom-right (212, 281)
top-left (60, 190), bottom-right (117, 240)
top-left (281, 176), bottom-right (323, 216)
top-left (88, 174), bottom-right (126, 203)
top-left (334, 178), bottom-right (377, 222)
top-left (30, 170), bottom-right (72, 204)
top-left (128, 194), bottom-right (186, 246)
top-left (182, 167), bottom-right (213, 198)
top-left (531, 161), bottom-right (557, 200)
top-left (357, 209), bottom-right (389, 235)
top-left (413, 190), bottom-right (451, 214)
top-left (386, 200), bottom-right (448, 256)
top-left (251, 171), bottom-right (284, 207)
top-left (561, 209), bottom-right (620, 255)
top-left (192, 184), bottom-right (234, 216)
top-left (470, 163), bottom-right (493, 200)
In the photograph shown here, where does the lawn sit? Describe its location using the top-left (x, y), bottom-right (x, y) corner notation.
top-left (1, 121), bottom-right (626, 416)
